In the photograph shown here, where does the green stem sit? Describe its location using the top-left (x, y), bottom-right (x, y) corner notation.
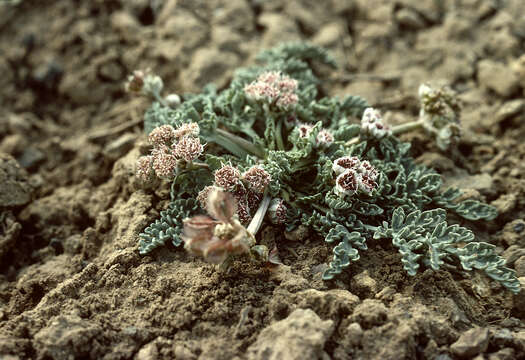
top-left (362, 224), bottom-right (379, 232)
top-left (247, 193), bottom-right (271, 235)
top-left (212, 133), bottom-right (251, 159)
top-left (276, 119), bottom-right (285, 151)
top-left (345, 119), bottom-right (425, 146)
top-left (216, 128), bottom-right (265, 159)
top-left (152, 90), bottom-right (169, 108)
top-left (391, 119), bottom-right (424, 135)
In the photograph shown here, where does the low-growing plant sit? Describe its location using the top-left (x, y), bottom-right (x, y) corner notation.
top-left (129, 43), bottom-right (520, 294)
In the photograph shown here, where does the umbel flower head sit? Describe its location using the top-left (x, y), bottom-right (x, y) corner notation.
top-left (214, 164), bottom-right (241, 191)
top-left (316, 129), bottom-right (334, 147)
top-left (125, 69), bottom-right (164, 97)
top-left (136, 122), bottom-right (203, 180)
top-left (136, 155), bottom-right (153, 182)
top-left (173, 136), bottom-right (204, 162)
top-left (332, 156), bottom-right (379, 197)
top-left (335, 169), bottom-right (360, 196)
top-left (242, 166), bottom-right (271, 194)
top-left (244, 71), bottom-right (299, 110)
top-left (148, 124), bottom-right (176, 147)
top-left (418, 83), bottom-right (461, 151)
top-left (151, 145), bottom-right (178, 178)
top-left (182, 188), bottom-right (255, 264)
top-left (361, 107), bottom-right (392, 139)
top-left (268, 198), bottom-right (287, 225)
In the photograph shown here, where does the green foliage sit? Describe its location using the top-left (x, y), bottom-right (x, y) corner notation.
top-left (138, 198), bottom-right (199, 254)
top-left (374, 208), bottom-right (520, 293)
top-left (136, 42), bottom-right (519, 293)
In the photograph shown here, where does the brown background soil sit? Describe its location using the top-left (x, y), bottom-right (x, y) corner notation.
top-left (1, 0), bottom-right (525, 359)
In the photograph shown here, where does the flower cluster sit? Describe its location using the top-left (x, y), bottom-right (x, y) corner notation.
top-left (136, 123), bottom-right (203, 181)
top-left (361, 107), bottom-right (392, 139)
top-left (268, 198), bottom-right (287, 225)
top-left (197, 164), bottom-right (271, 224)
top-left (333, 156), bottom-right (379, 197)
top-left (297, 123), bottom-right (334, 148)
top-left (418, 84), bottom-right (461, 151)
top-left (182, 189), bottom-right (254, 264)
top-left (125, 69), bottom-right (164, 97)
top-left (244, 71), bottom-right (299, 109)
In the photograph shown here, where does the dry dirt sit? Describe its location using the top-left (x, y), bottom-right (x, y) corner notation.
top-left (1, 0), bottom-right (525, 359)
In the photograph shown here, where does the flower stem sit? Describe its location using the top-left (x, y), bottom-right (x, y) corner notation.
top-left (152, 90), bottom-right (169, 108)
top-left (345, 119), bottom-right (425, 146)
top-left (276, 119), bottom-right (285, 151)
top-left (247, 193), bottom-right (271, 235)
top-left (391, 119), bottom-right (424, 135)
top-left (211, 133), bottom-right (251, 159)
top-left (216, 128), bottom-right (265, 159)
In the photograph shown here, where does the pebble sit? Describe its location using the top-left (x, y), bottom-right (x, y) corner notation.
top-left (395, 8), bottom-right (426, 30)
top-left (351, 270), bottom-right (378, 297)
top-left (494, 100), bottom-right (525, 124)
top-left (247, 308), bottom-right (334, 360)
top-left (0, 153), bottom-right (32, 208)
top-left (478, 59), bottom-right (519, 97)
top-left (450, 327), bottom-right (489, 358)
top-left (514, 256), bottom-right (525, 277)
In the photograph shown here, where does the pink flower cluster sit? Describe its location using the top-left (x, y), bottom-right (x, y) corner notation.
top-left (332, 156), bottom-right (379, 197)
top-left (361, 108), bottom-right (392, 139)
top-left (244, 71), bottom-right (299, 109)
top-left (136, 123), bottom-right (203, 181)
top-left (197, 164), bottom-right (271, 224)
top-left (268, 198), bottom-right (287, 225)
top-left (297, 124), bottom-right (334, 148)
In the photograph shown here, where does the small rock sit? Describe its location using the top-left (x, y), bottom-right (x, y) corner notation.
top-left (285, 225), bottom-right (309, 242)
top-left (478, 59), bottom-right (519, 97)
top-left (295, 289), bottom-right (360, 319)
top-left (350, 299), bottom-right (388, 329)
top-left (313, 22), bottom-right (345, 48)
top-left (173, 344), bottom-right (197, 360)
top-left (512, 277), bottom-right (525, 318)
top-left (344, 322), bottom-right (363, 347)
top-left (98, 60), bottom-right (124, 82)
top-left (351, 270), bottom-right (378, 297)
top-left (375, 286), bottom-right (396, 301)
top-left (258, 13), bottom-right (301, 48)
top-left (30, 60), bottom-right (63, 91)
top-left (434, 354), bottom-right (453, 360)
top-left (488, 348), bottom-right (515, 360)
top-left (490, 328), bottom-right (514, 349)
top-left (104, 133), bottom-right (138, 160)
top-left (494, 100), bottom-right (525, 124)
top-left (514, 256), bottom-right (525, 277)
top-left (34, 315), bottom-right (102, 359)
top-left (0, 153), bottom-right (32, 208)
top-left (395, 8), bottom-right (426, 30)
top-left (490, 193), bottom-right (517, 216)
top-left (247, 308), bottom-right (334, 360)
top-left (499, 219), bottom-right (525, 247)
top-left (111, 11), bottom-right (141, 42)
top-left (17, 146), bottom-right (45, 170)
top-left (502, 246), bottom-right (525, 267)
top-left (444, 172), bottom-right (493, 193)
top-left (181, 47), bottom-right (239, 92)
top-left (511, 54), bottom-right (525, 89)
top-left (211, 26), bottom-right (245, 55)
top-left (450, 327), bottom-right (490, 358)
top-left (415, 152), bottom-right (455, 172)
top-left (135, 341), bottom-right (158, 360)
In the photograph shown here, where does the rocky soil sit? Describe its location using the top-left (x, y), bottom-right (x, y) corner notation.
top-left (1, 0), bottom-right (525, 359)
